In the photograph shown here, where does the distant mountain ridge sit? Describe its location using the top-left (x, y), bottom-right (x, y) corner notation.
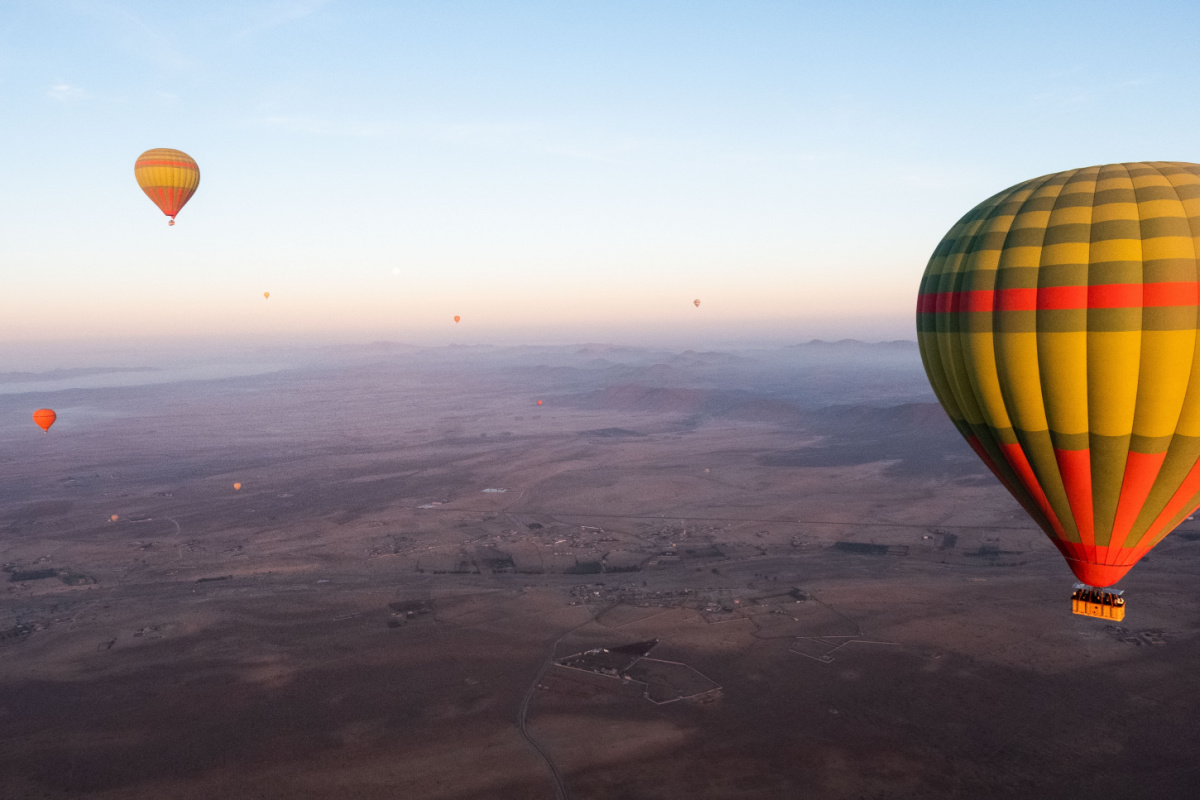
top-left (0, 367), bottom-right (161, 384)
top-left (792, 339), bottom-right (917, 349)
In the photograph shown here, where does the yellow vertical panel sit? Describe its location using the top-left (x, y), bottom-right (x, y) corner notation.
top-left (1036, 177), bottom-right (1094, 439)
top-left (1038, 332), bottom-right (1089, 434)
top-left (1166, 333), bottom-right (1200, 437)
top-left (1129, 162), bottom-right (1192, 443)
top-left (920, 333), bottom-right (964, 422)
top-left (923, 291), bottom-right (968, 422)
top-left (995, 331), bottom-right (1048, 430)
top-left (964, 331), bottom-right (1011, 429)
top-left (1162, 170), bottom-right (1200, 437)
top-left (991, 180), bottom-right (1064, 434)
top-left (1088, 166), bottom-right (1141, 440)
top-left (956, 215), bottom-right (1013, 431)
top-left (943, 327), bottom-right (987, 427)
top-left (919, 241), bottom-right (962, 421)
top-left (1133, 334), bottom-right (1196, 439)
top-left (934, 227), bottom-right (989, 429)
top-left (1088, 331), bottom-right (1142, 436)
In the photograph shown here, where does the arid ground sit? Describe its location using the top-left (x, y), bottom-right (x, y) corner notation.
top-left (2, 341), bottom-right (1199, 799)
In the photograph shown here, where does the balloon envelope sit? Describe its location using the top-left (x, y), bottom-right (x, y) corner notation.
top-left (694, 299), bottom-right (701, 307)
top-left (264, 292), bottom-right (270, 299)
top-left (453, 315), bottom-right (460, 323)
top-left (135, 148), bottom-right (199, 223)
top-left (233, 482), bottom-right (241, 491)
top-left (110, 514), bottom-right (119, 522)
top-left (537, 400), bottom-right (543, 406)
top-left (32, 409), bottom-right (56, 432)
top-left (918, 161), bottom-right (1200, 587)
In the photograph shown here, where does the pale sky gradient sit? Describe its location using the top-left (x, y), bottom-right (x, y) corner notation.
top-left (5, 0), bottom-right (1200, 352)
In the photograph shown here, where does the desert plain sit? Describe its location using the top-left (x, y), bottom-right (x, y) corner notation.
top-left (2, 340), bottom-right (1199, 799)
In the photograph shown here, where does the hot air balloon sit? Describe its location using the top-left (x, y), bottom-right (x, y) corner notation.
top-left (32, 409), bottom-right (56, 432)
top-left (233, 482), bottom-right (242, 491)
top-left (694, 299), bottom-right (701, 308)
top-left (918, 161), bottom-right (1200, 617)
top-left (110, 514), bottom-right (119, 523)
top-left (134, 148), bottom-right (199, 226)
top-left (454, 316), bottom-right (461, 323)
top-left (264, 292), bottom-right (270, 299)
top-left (536, 400), bottom-right (543, 406)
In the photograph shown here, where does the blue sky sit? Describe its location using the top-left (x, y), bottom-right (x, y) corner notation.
top-left (4, 0), bottom-right (1200, 353)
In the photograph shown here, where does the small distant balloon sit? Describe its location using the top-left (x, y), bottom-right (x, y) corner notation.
top-left (263, 292), bottom-right (270, 299)
top-left (134, 148), bottom-right (200, 226)
top-left (110, 514), bottom-right (119, 523)
top-left (233, 482), bottom-right (242, 491)
top-left (694, 299), bottom-right (701, 308)
top-left (537, 400), bottom-right (543, 406)
top-left (453, 315), bottom-right (461, 323)
top-left (32, 409), bottom-right (56, 432)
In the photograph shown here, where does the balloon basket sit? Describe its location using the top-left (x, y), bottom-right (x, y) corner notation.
top-left (1071, 584), bottom-right (1125, 621)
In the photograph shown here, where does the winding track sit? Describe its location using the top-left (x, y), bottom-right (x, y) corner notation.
top-left (517, 603), bottom-right (594, 800)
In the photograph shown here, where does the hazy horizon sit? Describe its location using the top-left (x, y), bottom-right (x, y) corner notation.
top-left (0, 316), bottom-right (918, 372)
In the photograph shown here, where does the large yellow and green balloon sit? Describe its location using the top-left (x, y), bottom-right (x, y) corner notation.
top-left (919, 162), bottom-right (1200, 588)
top-left (134, 148), bottom-right (199, 225)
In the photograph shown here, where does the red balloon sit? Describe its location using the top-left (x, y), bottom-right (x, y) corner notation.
top-left (32, 409), bottom-right (56, 432)
top-left (537, 400), bottom-right (543, 406)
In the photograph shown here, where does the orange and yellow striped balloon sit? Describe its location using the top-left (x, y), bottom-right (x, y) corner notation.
top-left (134, 148), bottom-right (199, 225)
top-left (918, 162), bottom-right (1200, 588)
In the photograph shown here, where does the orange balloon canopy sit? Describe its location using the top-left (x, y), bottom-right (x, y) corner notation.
top-left (32, 409), bottom-right (56, 432)
top-left (110, 514), bottom-right (119, 523)
top-left (453, 315), bottom-right (461, 323)
top-left (233, 482), bottom-right (242, 491)
top-left (694, 299), bottom-right (701, 307)
top-left (264, 292), bottom-right (270, 299)
top-left (135, 148), bottom-right (199, 224)
top-left (536, 400), bottom-right (543, 406)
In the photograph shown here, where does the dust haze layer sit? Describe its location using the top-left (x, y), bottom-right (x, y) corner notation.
top-left (2, 340), bottom-right (1199, 800)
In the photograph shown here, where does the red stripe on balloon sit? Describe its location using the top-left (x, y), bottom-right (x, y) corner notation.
top-left (1141, 458), bottom-right (1200, 549)
top-left (999, 442), bottom-right (1068, 540)
top-left (136, 160), bottom-right (198, 169)
top-left (916, 282), bottom-right (1200, 313)
top-left (1108, 450), bottom-right (1168, 552)
top-left (1053, 448), bottom-right (1095, 558)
